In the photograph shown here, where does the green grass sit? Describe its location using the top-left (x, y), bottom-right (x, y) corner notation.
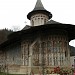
top-left (0, 72), bottom-right (6, 75)
top-left (0, 72), bottom-right (26, 75)
top-left (6, 74), bottom-right (25, 75)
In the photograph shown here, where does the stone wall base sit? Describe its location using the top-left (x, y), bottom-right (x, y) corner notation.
top-left (4, 65), bottom-right (71, 74)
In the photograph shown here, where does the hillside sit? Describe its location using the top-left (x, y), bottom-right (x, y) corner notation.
top-left (0, 29), bottom-right (13, 44)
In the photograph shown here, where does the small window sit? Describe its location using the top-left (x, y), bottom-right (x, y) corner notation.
top-left (41, 18), bottom-right (43, 20)
top-left (44, 19), bottom-right (46, 24)
top-left (38, 18), bottom-right (40, 19)
top-left (32, 20), bottom-right (34, 25)
top-left (35, 18), bottom-right (36, 20)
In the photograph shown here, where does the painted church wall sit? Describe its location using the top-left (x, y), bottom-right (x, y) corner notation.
top-left (0, 51), bottom-right (5, 65)
top-left (31, 33), bottom-right (70, 67)
top-left (0, 50), bottom-right (5, 72)
top-left (6, 43), bottom-right (22, 65)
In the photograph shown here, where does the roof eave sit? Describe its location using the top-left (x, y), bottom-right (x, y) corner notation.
top-left (27, 10), bottom-right (52, 20)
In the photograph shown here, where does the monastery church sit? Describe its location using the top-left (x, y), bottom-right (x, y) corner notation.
top-left (0, 0), bottom-right (75, 74)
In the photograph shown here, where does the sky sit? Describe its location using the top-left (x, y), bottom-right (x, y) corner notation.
top-left (0, 0), bottom-right (75, 46)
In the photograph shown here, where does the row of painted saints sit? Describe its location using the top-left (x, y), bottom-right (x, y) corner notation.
top-left (21, 35), bottom-right (69, 66)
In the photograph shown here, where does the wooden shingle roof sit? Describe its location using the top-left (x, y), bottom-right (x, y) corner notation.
top-left (27, 0), bottom-right (52, 20)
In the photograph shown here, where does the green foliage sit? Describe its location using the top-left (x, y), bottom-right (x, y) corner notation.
top-left (0, 28), bottom-right (13, 44)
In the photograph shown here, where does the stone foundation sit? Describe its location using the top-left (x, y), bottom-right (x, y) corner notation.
top-left (4, 65), bottom-right (71, 74)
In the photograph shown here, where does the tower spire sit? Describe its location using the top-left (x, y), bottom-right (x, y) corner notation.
top-left (27, 0), bottom-right (52, 20)
top-left (27, 0), bottom-right (52, 26)
top-left (33, 0), bottom-right (45, 10)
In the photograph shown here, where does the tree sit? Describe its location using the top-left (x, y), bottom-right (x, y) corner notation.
top-left (11, 25), bottom-right (21, 31)
top-left (0, 29), bottom-right (13, 44)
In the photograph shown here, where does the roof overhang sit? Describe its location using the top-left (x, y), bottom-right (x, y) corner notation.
top-left (8, 23), bottom-right (75, 41)
top-left (27, 10), bottom-right (52, 20)
top-left (0, 24), bottom-right (75, 49)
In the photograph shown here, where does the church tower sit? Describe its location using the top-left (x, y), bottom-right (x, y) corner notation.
top-left (1, 0), bottom-right (75, 74)
top-left (27, 0), bottom-right (52, 26)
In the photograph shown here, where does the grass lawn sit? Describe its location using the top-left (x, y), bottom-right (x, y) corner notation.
top-left (0, 72), bottom-right (26, 75)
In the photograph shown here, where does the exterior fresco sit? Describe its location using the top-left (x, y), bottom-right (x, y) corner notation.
top-left (0, 0), bottom-right (75, 74)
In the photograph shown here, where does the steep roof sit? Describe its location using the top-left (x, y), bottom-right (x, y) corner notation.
top-left (33, 0), bottom-right (45, 10)
top-left (1, 23), bottom-right (75, 50)
top-left (22, 25), bottom-right (31, 30)
top-left (46, 20), bottom-right (62, 24)
top-left (27, 0), bottom-right (52, 20)
top-left (5, 23), bottom-right (75, 42)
